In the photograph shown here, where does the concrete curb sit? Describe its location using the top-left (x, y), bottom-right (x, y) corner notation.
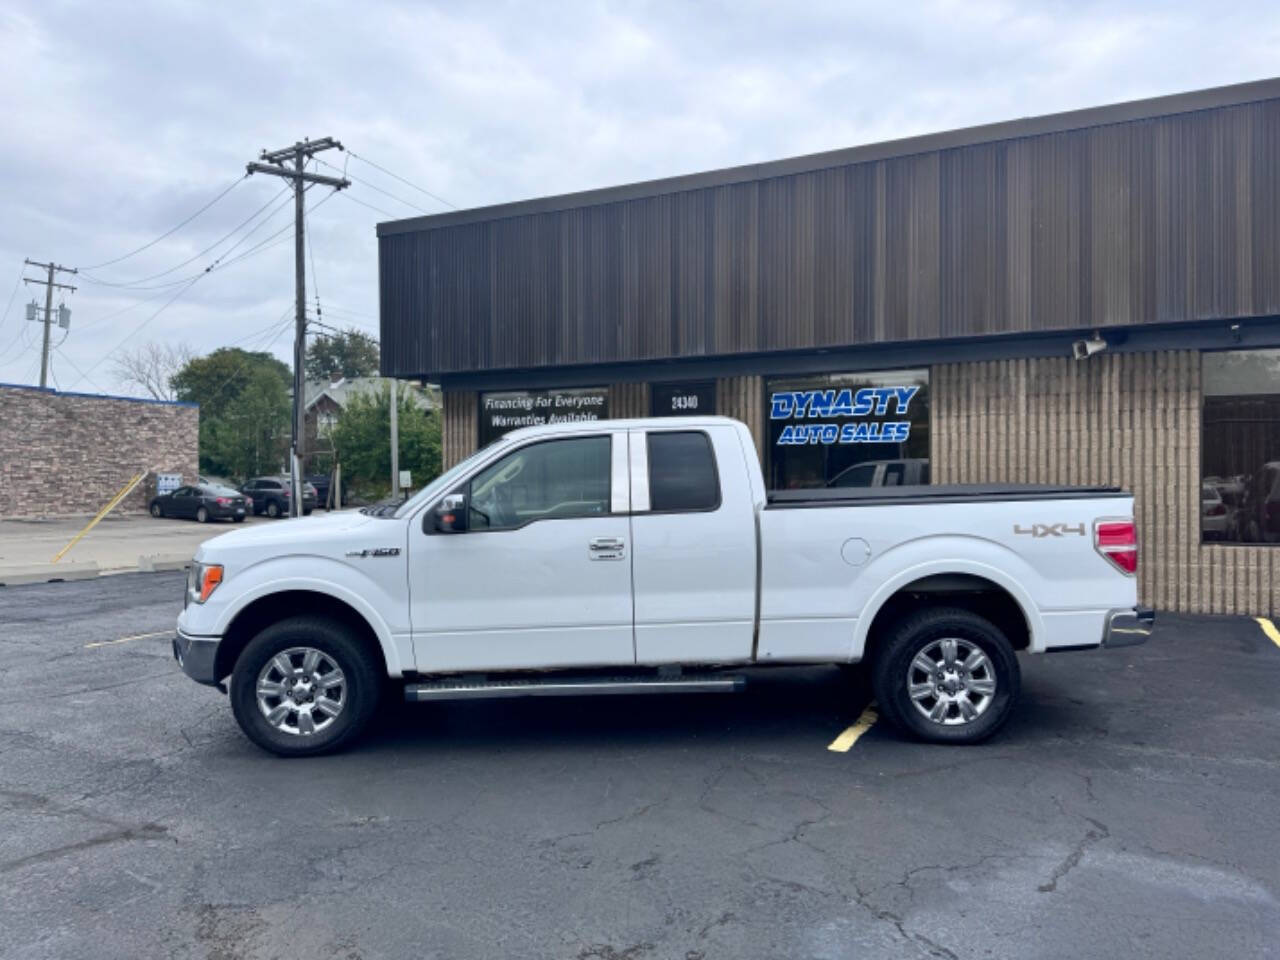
top-left (0, 561), bottom-right (101, 586)
top-left (138, 553), bottom-right (193, 573)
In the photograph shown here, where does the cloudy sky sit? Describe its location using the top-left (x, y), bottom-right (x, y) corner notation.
top-left (0, 1), bottom-right (1276, 395)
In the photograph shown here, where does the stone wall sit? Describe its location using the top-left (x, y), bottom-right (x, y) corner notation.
top-left (0, 384), bottom-right (199, 518)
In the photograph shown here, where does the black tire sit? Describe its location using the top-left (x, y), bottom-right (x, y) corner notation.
top-left (871, 607), bottom-right (1020, 745)
top-left (303, 508), bottom-right (313, 516)
top-left (196, 506), bottom-right (209, 523)
top-left (150, 503), bottom-right (163, 518)
top-left (230, 616), bottom-right (382, 757)
top-left (266, 500), bottom-right (281, 518)
top-left (233, 515), bottom-right (245, 523)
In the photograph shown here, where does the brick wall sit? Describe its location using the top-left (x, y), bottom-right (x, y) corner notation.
top-left (0, 385), bottom-right (199, 518)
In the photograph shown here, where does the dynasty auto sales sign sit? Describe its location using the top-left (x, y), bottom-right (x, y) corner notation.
top-left (769, 385), bottom-right (919, 445)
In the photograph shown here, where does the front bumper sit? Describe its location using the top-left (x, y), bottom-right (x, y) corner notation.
top-left (1102, 606), bottom-right (1155, 648)
top-left (174, 629), bottom-right (222, 686)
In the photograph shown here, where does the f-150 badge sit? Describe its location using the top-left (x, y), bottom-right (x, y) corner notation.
top-left (345, 547), bottom-right (402, 558)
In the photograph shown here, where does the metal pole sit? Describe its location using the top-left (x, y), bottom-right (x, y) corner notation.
top-left (390, 378), bottom-right (399, 499)
top-left (291, 144), bottom-right (306, 517)
top-left (39, 262), bottom-right (54, 388)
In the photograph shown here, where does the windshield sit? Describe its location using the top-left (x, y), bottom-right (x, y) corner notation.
top-left (392, 438), bottom-right (512, 519)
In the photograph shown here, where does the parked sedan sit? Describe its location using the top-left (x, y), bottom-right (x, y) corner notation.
top-left (149, 484), bottom-right (248, 523)
top-left (240, 476), bottom-right (318, 518)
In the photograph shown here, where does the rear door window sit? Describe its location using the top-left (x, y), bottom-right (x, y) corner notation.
top-left (647, 431), bottom-right (719, 512)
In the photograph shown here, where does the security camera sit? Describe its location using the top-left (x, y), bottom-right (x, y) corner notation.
top-left (1072, 333), bottom-right (1107, 360)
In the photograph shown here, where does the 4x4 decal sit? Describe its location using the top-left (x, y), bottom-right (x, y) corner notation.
top-left (1013, 523), bottom-right (1086, 538)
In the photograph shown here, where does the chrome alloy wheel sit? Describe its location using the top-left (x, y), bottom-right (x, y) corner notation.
top-left (256, 647), bottom-right (346, 736)
top-left (906, 637), bottom-right (997, 726)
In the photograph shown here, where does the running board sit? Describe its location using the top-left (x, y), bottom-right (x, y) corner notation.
top-left (404, 674), bottom-right (745, 702)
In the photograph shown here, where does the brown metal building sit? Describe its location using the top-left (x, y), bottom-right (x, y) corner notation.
top-left (377, 78), bottom-right (1280, 617)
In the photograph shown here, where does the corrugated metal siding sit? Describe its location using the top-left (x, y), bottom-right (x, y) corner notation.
top-left (382, 99), bottom-right (1280, 378)
top-left (932, 351), bottom-right (1277, 617)
top-left (715, 376), bottom-right (764, 461)
top-left (441, 390), bottom-right (477, 469)
top-left (609, 382), bottom-right (649, 419)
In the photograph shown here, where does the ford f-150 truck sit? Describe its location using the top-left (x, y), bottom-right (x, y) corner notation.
top-left (174, 416), bottom-right (1153, 756)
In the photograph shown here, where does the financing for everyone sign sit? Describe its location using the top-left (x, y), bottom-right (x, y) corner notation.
top-left (479, 387), bottom-right (609, 444)
top-left (769, 385), bottom-right (920, 445)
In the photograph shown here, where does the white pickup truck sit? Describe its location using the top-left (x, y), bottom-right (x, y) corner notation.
top-left (174, 416), bottom-right (1153, 756)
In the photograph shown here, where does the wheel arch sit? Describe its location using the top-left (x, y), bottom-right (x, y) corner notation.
top-left (855, 564), bottom-right (1040, 668)
top-left (214, 589), bottom-right (394, 683)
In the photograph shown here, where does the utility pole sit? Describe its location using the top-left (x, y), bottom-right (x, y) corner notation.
top-left (23, 260), bottom-right (77, 388)
top-left (246, 138), bottom-right (349, 516)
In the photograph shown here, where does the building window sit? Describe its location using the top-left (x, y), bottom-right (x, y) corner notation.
top-left (651, 381), bottom-right (716, 417)
top-left (478, 387), bottom-right (609, 446)
top-left (1202, 349), bottom-right (1280, 545)
top-left (764, 369), bottom-right (930, 490)
top-left (647, 431), bottom-right (720, 512)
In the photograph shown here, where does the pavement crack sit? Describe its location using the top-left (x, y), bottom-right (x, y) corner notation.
top-left (594, 798), bottom-right (665, 831)
top-left (851, 881), bottom-right (959, 959)
top-left (1, 822), bottom-right (170, 874)
top-left (1038, 817), bottom-right (1109, 893)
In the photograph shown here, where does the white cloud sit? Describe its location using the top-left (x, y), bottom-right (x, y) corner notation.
top-left (0, 0), bottom-right (1275, 392)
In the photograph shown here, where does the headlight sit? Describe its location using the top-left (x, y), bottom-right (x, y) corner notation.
top-left (187, 561), bottom-right (224, 604)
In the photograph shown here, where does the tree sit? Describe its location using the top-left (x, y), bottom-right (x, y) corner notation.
top-left (111, 341), bottom-right (194, 401)
top-left (172, 347), bottom-right (293, 479)
top-left (332, 383), bottom-right (441, 497)
top-left (305, 327), bottom-right (380, 381)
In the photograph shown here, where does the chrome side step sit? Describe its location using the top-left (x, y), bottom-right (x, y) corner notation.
top-left (404, 674), bottom-right (745, 702)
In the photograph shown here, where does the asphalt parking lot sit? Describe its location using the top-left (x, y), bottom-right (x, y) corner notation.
top-left (1, 574), bottom-right (1278, 960)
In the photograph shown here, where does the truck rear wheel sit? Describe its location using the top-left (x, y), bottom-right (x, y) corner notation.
top-left (229, 616), bottom-right (382, 757)
top-left (871, 607), bottom-right (1020, 745)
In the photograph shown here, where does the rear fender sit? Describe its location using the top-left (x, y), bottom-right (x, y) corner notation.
top-left (851, 542), bottom-right (1045, 661)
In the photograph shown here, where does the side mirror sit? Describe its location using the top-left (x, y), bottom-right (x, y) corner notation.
top-left (433, 492), bottom-right (468, 533)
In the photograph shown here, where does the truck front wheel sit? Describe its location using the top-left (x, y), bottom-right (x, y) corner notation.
top-left (871, 607), bottom-right (1020, 745)
top-left (229, 616), bottom-right (382, 757)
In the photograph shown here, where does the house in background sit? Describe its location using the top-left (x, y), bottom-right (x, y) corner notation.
top-left (302, 374), bottom-right (437, 459)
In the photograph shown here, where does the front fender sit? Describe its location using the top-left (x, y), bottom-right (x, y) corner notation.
top-left (849, 537), bottom-right (1045, 660)
top-left (206, 557), bottom-right (409, 677)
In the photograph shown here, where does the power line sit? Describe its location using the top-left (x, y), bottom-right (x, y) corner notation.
top-left (306, 211), bottom-right (322, 327)
top-left (64, 183), bottom-right (341, 391)
top-left (0, 265), bottom-right (24, 338)
top-left (65, 276), bottom-right (203, 389)
top-left (78, 174), bottom-right (247, 270)
top-left (75, 188), bottom-right (337, 334)
top-left (347, 150), bottom-right (456, 209)
top-left (53, 347), bottom-right (106, 394)
top-left (316, 157), bottom-right (432, 215)
top-left (337, 191), bottom-right (399, 220)
top-left (79, 184), bottom-right (291, 289)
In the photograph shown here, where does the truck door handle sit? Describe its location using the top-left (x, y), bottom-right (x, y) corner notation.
top-left (588, 537), bottom-right (625, 560)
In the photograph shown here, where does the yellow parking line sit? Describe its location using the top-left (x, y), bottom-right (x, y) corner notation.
top-left (1258, 617), bottom-right (1280, 650)
top-left (828, 703), bottom-right (878, 752)
top-left (85, 630), bottom-right (171, 649)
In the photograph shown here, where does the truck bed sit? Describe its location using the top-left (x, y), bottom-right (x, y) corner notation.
top-left (766, 483), bottom-right (1127, 508)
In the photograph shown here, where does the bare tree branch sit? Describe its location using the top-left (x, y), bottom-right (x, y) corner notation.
top-left (111, 341), bottom-right (195, 401)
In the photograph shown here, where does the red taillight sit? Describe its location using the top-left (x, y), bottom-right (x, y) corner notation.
top-left (1204, 503), bottom-right (1225, 516)
top-left (1096, 520), bottom-right (1137, 575)
top-left (216, 497), bottom-right (231, 506)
